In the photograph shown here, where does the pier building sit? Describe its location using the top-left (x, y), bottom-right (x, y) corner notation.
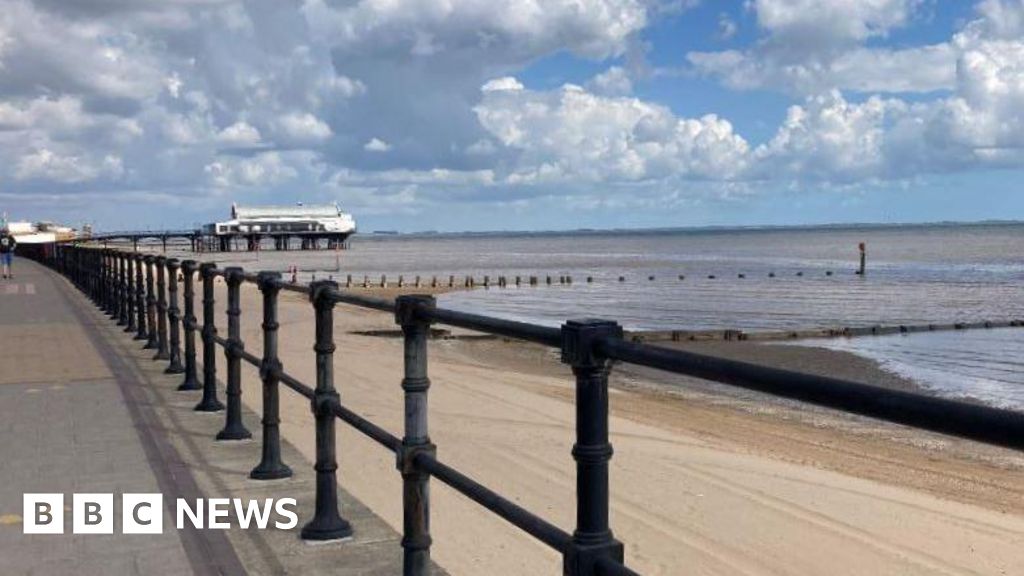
top-left (201, 202), bottom-right (356, 251)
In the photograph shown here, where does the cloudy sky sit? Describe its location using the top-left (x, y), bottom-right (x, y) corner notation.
top-left (1, 0), bottom-right (1023, 232)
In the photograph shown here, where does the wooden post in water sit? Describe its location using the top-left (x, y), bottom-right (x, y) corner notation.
top-left (858, 242), bottom-right (867, 276)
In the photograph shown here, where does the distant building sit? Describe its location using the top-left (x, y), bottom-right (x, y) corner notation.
top-left (203, 203), bottom-right (356, 236)
top-left (201, 202), bottom-right (357, 251)
top-left (3, 220), bottom-right (78, 243)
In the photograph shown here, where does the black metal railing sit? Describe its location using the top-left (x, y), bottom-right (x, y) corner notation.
top-left (42, 245), bottom-right (1024, 576)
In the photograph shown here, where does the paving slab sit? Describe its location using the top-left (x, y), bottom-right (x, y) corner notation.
top-left (0, 259), bottom-right (443, 575)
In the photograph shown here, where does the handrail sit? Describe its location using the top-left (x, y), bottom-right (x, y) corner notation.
top-left (328, 398), bottom-right (402, 452)
top-left (423, 305), bottom-right (562, 346)
top-left (596, 557), bottom-right (643, 576)
top-left (413, 452), bottom-right (573, 551)
top-left (597, 337), bottom-right (1024, 451)
top-left (45, 244), bottom-right (1024, 576)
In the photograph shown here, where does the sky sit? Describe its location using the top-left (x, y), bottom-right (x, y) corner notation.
top-left (1, 0), bottom-right (1023, 232)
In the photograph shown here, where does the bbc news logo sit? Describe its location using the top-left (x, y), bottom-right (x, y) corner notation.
top-left (23, 494), bottom-right (298, 534)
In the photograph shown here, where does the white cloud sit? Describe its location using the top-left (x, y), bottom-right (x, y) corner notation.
top-left (317, 74), bottom-right (366, 99)
top-left (587, 66), bottom-right (633, 96)
top-left (688, 44), bottom-right (956, 94)
top-left (474, 80), bottom-right (750, 183)
top-left (204, 151), bottom-right (304, 188)
top-left (275, 112), bottom-right (332, 143)
top-left (217, 121), bottom-right (262, 146)
top-left (482, 77), bottom-right (525, 92)
top-left (717, 12), bottom-right (737, 40)
top-left (364, 137), bottom-right (392, 152)
top-left (466, 138), bottom-right (497, 155)
top-left (689, 0), bottom-right (944, 95)
top-left (3, 0), bottom-right (1024, 228)
top-left (752, 91), bottom-right (899, 181)
top-left (302, 0), bottom-right (649, 62)
top-left (15, 148), bottom-right (123, 183)
top-left (753, 0), bottom-right (921, 48)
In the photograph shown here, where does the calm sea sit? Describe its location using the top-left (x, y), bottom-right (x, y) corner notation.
top-left (209, 223), bottom-right (1024, 408)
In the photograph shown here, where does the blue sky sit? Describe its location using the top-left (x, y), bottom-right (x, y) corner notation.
top-left (1, 0), bottom-right (1023, 232)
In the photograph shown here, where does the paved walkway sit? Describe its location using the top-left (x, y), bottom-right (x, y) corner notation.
top-left (0, 259), bottom-right (419, 575)
top-left (0, 259), bottom-right (212, 575)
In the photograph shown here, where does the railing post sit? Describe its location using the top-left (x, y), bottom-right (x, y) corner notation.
top-left (165, 258), bottom-right (185, 374)
top-left (195, 263), bottom-right (224, 412)
top-left (124, 253), bottom-right (137, 333)
top-left (395, 295), bottom-right (436, 576)
top-left (89, 249), bottom-right (96, 302)
top-left (120, 252), bottom-right (130, 326)
top-left (144, 255), bottom-right (159, 349)
top-left (250, 271), bottom-right (292, 480)
top-left (100, 250), bottom-right (108, 311)
top-left (153, 255), bottom-right (170, 361)
top-left (301, 280), bottom-right (353, 541)
top-left (98, 249), bottom-right (107, 311)
top-left (560, 319), bottom-right (625, 576)
top-left (116, 252), bottom-right (128, 326)
top-left (178, 260), bottom-right (201, 391)
top-left (216, 267), bottom-right (251, 440)
top-left (134, 253), bottom-right (148, 341)
top-left (107, 250), bottom-right (117, 317)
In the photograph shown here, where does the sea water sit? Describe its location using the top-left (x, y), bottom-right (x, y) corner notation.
top-left (209, 223), bottom-right (1024, 408)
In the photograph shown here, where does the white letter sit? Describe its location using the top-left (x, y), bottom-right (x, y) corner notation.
top-left (122, 494), bottom-right (163, 534)
top-left (176, 498), bottom-right (203, 529)
top-left (233, 499), bottom-right (273, 529)
top-left (73, 493), bottom-right (113, 534)
top-left (208, 498), bottom-right (230, 529)
top-left (24, 494), bottom-right (63, 534)
top-left (274, 498), bottom-right (298, 530)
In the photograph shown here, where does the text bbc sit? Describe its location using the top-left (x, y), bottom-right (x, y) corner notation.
top-left (23, 494), bottom-right (298, 534)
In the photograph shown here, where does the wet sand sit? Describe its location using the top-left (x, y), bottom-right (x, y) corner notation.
top-left (198, 280), bottom-right (1024, 576)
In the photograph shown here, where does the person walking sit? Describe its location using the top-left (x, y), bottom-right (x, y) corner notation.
top-left (0, 228), bottom-right (16, 279)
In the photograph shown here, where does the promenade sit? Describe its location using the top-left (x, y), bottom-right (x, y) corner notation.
top-left (0, 259), bottom-right (413, 575)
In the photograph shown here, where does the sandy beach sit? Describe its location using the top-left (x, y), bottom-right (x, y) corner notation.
top-left (190, 277), bottom-right (1024, 576)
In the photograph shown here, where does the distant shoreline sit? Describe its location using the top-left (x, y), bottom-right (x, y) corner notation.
top-left (349, 218), bottom-right (1024, 240)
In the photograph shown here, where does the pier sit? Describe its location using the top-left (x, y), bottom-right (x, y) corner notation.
top-left (3, 245), bottom-right (1022, 575)
top-left (87, 230), bottom-right (353, 253)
